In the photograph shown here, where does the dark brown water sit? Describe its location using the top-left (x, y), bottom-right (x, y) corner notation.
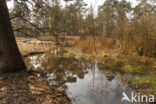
top-left (25, 49), bottom-right (146, 104)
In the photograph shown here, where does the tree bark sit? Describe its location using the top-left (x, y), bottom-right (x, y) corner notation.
top-left (0, 0), bottom-right (25, 72)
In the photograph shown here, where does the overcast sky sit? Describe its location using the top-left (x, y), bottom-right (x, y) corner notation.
top-left (7, 0), bottom-right (139, 12)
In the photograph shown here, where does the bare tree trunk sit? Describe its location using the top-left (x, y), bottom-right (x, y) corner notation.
top-left (0, 0), bottom-right (25, 72)
top-left (92, 14), bottom-right (97, 54)
top-left (55, 34), bottom-right (59, 45)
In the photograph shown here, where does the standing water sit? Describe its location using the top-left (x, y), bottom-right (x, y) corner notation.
top-left (25, 49), bottom-right (144, 104)
top-left (65, 61), bottom-right (136, 104)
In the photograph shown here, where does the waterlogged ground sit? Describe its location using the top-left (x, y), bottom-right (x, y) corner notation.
top-left (24, 47), bottom-right (156, 104)
top-left (16, 37), bottom-right (156, 104)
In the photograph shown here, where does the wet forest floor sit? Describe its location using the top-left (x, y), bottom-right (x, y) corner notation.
top-left (0, 37), bottom-right (72, 104)
top-left (0, 36), bottom-right (155, 104)
top-left (0, 71), bottom-right (69, 104)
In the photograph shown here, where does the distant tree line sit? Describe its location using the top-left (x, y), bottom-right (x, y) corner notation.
top-left (10, 0), bottom-right (156, 57)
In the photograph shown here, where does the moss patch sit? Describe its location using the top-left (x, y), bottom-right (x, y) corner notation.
top-left (99, 56), bottom-right (155, 75)
top-left (127, 76), bottom-right (156, 95)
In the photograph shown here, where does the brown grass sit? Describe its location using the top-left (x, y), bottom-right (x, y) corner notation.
top-left (75, 36), bottom-right (118, 55)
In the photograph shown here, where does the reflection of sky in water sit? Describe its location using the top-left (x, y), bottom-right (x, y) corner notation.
top-left (26, 52), bottom-right (138, 104)
top-left (66, 62), bottom-right (136, 104)
top-left (29, 56), bottom-right (41, 69)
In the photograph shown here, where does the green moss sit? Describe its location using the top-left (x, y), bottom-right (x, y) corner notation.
top-left (57, 49), bottom-right (75, 57)
top-left (102, 59), bottom-right (125, 71)
top-left (99, 55), bottom-right (155, 76)
top-left (152, 81), bottom-right (156, 91)
top-left (58, 50), bottom-right (68, 56)
top-left (127, 76), bottom-right (156, 95)
top-left (121, 64), bottom-right (153, 75)
top-left (128, 77), bottom-right (141, 87)
top-left (122, 65), bottom-right (143, 74)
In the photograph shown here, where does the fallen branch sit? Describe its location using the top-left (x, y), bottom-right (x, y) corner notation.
top-left (23, 51), bottom-right (44, 58)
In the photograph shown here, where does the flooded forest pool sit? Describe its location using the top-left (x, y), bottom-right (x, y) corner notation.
top-left (25, 48), bottom-right (154, 104)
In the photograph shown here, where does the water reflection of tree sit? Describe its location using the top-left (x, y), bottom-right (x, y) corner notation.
top-left (91, 62), bottom-right (96, 92)
top-left (90, 61), bottom-right (116, 96)
top-left (42, 54), bottom-right (91, 84)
